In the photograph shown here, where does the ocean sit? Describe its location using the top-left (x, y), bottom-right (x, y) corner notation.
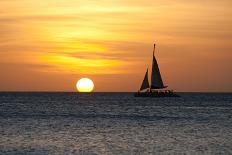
top-left (0, 92), bottom-right (231, 155)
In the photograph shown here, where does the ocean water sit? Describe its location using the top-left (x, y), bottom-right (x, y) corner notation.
top-left (0, 92), bottom-right (231, 155)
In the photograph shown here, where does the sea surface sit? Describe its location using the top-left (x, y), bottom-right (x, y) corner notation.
top-left (0, 92), bottom-right (231, 155)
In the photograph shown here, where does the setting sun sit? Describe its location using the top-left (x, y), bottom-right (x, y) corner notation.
top-left (76, 78), bottom-right (94, 92)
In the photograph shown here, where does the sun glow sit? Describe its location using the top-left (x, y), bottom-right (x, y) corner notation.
top-left (76, 78), bottom-right (94, 92)
top-left (40, 54), bottom-right (126, 74)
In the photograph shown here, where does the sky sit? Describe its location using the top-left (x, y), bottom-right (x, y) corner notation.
top-left (0, 0), bottom-right (232, 92)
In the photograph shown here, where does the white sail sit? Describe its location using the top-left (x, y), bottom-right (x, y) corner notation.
top-left (151, 44), bottom-right (166, 89)
top-left (140, 68), bottom-right (149, 91)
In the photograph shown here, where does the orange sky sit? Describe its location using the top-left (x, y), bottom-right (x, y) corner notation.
top-left (0, 0), bottom-right (232, 92)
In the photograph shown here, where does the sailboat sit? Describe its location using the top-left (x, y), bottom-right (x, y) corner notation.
top-left (134, 44), bottom-right (179, 97)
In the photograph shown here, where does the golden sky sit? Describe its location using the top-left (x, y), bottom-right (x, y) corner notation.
top-left (0, 0), bottom-right (232, 92)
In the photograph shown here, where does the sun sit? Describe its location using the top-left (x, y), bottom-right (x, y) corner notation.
top-left (76, 78), bottom-right (94, 92)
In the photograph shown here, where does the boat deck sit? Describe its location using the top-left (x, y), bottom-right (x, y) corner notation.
top-left (134, 90), bottom-right (180, 97)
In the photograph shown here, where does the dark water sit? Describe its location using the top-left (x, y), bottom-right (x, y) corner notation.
top-left (0, 92), bottom-right (231, 155)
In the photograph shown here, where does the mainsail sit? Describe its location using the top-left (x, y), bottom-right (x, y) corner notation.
top-left (140, 68), bottom-right (149, 91)
top-left (150, 44), bottom-right (166, 89)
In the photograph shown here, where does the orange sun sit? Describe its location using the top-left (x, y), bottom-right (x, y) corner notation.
top-left (76, 78), bottom-right (94, 92)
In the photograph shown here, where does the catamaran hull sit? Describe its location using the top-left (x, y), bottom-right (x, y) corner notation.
top-left (134, 92), bottom-right (180, 98)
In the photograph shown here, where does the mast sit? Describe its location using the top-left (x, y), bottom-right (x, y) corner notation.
top-left (150, 44), bottom-right (166, 89)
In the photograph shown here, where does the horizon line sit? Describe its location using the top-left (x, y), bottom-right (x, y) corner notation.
top-left (0, 91), bottom-right (231, 93)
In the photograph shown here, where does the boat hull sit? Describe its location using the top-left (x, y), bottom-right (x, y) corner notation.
top-left (134, 91), bottom-right (180, 98)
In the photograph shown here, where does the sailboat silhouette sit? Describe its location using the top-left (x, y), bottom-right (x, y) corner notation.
top-left (135, 44), bottom-right (179, 97)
